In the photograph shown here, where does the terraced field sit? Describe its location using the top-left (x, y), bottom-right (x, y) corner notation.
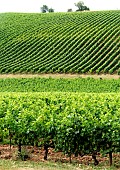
top-left (0, 11), bottom-right (120, 74)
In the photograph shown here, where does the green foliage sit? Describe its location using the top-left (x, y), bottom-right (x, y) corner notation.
top-left (0, 11), bottom-right (120, 74)
top-left (40, 5), bottom-right (54, 13)
top-left (75, 1), bottom-right (90, 11)
top-left (0, 92), bottom-right (120, 160)
top-left (41, 5), bottom-right (49, 13)
top-left (49, 8), bottom-right (54, 13)
top-left (0, 78), bottom-right (120, 92)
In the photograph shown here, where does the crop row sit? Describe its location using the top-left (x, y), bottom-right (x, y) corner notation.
top-left (0, 93), bottom-right (120, 165)
top-left (0, 77), bottom-right (120, 92)
top-left (0, 11), bottom-right (120, 74)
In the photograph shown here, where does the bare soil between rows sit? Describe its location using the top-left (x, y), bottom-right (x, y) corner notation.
top-left (0, 145), bottom-right (120, 168)
top-left (0, 73), bottom-right (119, 79)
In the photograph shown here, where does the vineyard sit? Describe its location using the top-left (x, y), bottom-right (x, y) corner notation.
top-left (0, 77), bottom-right (120, 92)
top-left (0, 11), bottom-right (120, 74)
top-left (0, 10), bottom-right (120, 168)
top-left (0, 77), bottom-right (120, 167)
top-left (0, 93), bottom-right (120, 166)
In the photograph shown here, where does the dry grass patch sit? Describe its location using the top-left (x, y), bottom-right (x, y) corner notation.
top-left (0, 73), bottom-right (119, 79)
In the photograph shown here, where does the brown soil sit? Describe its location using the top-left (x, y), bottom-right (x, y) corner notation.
top-left (0, 73), bottom-right (119, 79)
top-left (0, 145), bottom-right (120, 168)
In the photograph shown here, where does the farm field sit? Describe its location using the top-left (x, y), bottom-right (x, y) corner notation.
top-left (0, 11), bottom-right (120, 75)
top-left (0, 78), bottom-right (120, 168)
top-left (0, 77), bottom-right (120, 92)
top-left (0, 9), bottom-right (120, 169)
top-left (0, 76), bottom-right (120, 169)
top-left (0, 92), bottom-right (120, 168)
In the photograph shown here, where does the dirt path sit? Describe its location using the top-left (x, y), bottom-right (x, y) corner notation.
top-left (0, 73), bottom-right (119, 79)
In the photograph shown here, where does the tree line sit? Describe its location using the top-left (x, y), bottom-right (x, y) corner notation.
top-left (40, 1), bottom-right (90, 13)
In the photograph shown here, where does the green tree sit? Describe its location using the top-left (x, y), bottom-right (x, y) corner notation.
top-left (75, 1), bottom-right (90, 11)
top-left (41, 5), bottom-right (49, 13)
top-left (41, 5), bottom-right (54, 13)
top-left (48, 8), bottom-right (54, 13)
top-left (67, 9), bottom-right (73, 12)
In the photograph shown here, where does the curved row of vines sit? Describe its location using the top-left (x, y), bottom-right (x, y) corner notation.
top-left (0, 11), bottom-right (120, 74)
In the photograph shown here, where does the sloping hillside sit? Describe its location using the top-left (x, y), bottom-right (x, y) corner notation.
top-left (0, 11), bottom-right (120, 74)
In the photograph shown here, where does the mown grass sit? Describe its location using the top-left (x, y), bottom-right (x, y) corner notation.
top-left (0, 159), bottom-right (119, 170)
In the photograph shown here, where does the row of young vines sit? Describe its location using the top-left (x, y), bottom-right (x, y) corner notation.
top-left (0, 92), bottom-right (120, 166)
top-left (0, 11), bottom-right (120, 74)
top-left (0, 77), bottom-right (120, 92)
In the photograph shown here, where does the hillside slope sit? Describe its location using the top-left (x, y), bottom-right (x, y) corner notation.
top-left (0, 11), bottom-right (120, 74)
